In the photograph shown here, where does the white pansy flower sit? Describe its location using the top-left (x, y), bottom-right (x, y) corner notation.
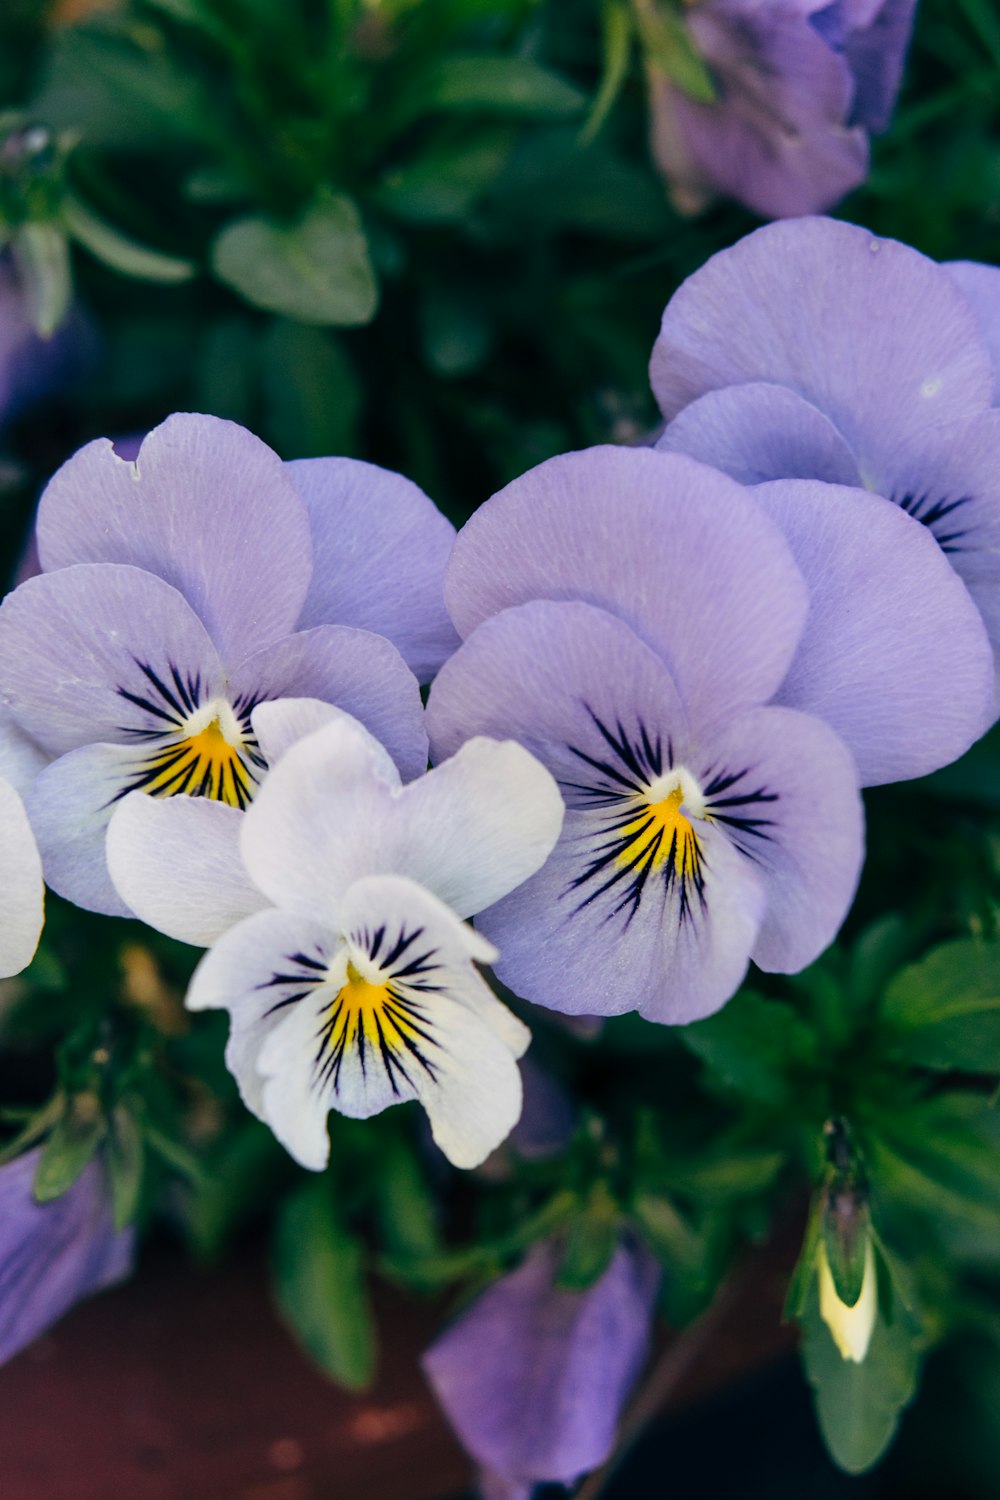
top-left (108, 709), bottom-right (564, 1170)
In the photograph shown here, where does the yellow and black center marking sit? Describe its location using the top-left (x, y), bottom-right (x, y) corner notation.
top-left (114, 659), bottom-right (265, 809)
top-left (259, 924), bottom-right (444, 1099)
top-left (562, 708), bottom-right (777, 928)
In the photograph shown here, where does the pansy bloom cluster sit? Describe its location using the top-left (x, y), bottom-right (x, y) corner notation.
top-left (1, 214), bottom-right (999, 1495)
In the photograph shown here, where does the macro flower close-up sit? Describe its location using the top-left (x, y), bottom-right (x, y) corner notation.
top-left (1, 1), bottom-right (999, 1497)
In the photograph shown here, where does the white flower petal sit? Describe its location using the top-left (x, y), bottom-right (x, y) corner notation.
top-left (107, 792), bottom-right (269, 946)
top-left (0, 709), bottom-right (47, 799)
top-left (26, 742), bottom-right (145, 916)
top-left (186, 908), bottom-right (338, 1121)
top-left (391, 738), bottom-right (565, 919)
top-left (0, 777), bottom-right (44, 978)
top-left (250, 697), bottom-right (358, 771)
top-left (239, 715), bottom-right (402, 923)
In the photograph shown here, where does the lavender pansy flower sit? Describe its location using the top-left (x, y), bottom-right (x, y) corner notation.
top-left (0, 774), bottom-right (44, 978)
top-left (427, 447), bottom-right (866, 1023)
top-left (647, 0), bottom-right (914, 221)
top-left (422, 1239), bottom-right (658, 1494)
top-left (0, 1148), bottom-right (134, 1366)
top-left (0, 257), bottom-right (95, 426)
top-left (654, 218), bottom-right (1000, 706)
top-left (111, 712), bottom-right (564, 1170)
top-left (0, 413), bottom-right (450, 916)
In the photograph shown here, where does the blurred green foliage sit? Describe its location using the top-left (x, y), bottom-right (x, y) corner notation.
top-left (1, 0), bottom-right (1000, 1485)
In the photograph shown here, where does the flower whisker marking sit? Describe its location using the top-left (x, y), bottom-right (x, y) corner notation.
top-left (896, 489), bottom-right (973, 554)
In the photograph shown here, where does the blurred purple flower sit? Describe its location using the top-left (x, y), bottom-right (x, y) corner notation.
top-left (0, 257), bottom-right (96, 427)
top-left (653, 217), bottom-right (1000, 711)
top-left (427, 447), bottom-right (868, 1024)
top-left (423, 1240), bottom-right (658, 1494)
top-left (0, 1148), bottom-right (134, 1366)
top-left (0, 412), bottom-right (457, 915)
top-left (647, 0), bottom-right (915, 219)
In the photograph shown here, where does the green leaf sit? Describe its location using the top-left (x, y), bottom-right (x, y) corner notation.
top-left (212, 194), bottom-right (378, 327)
top-left (375, 128), bottom-right (515, 224)
top-left (801, 1262), bottom-right (921, 1474)
top-left (882, 938), bottom-right (1000, 1071)
top-left (107, 1103), bottom-right (144, 1231)
top-left (634, 0), bottom-right (716, 103)
top-left (374, 1134), bottom-right (441, 1263)
top-left (680, 990), bottom-right (816, 1106)
top-left (581, 0), bottom-right (634, 144)
top-left (64, 195), bottom-right (195, 284)
top-left (556, 1182), bottom-right (620, 1290)
top-left (11, 220), bottom-right (71, 337)
top-left (418, 284), bottom-right (493, 377)
top-left (33, 1093), bottom-right (106, 1202)
top-left (417, 55), bottom-right (586, 119)
top-left (660, 1144), bottom-right (786, 1202)
top-left (847, 914), bottom-right (913, 1013)
top-left (272, 1179), bottom-right (376, 1390)
top-left (258, 319), bottom-right (362, 457)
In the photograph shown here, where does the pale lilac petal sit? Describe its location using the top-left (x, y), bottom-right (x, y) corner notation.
top-left (240, 715), bottom-right (401, 926)
top-left (186, 908), bottom-right (338, 1122)
top-left (0, 709), bottom-right (48, 799)
top-left (26, 742), bottom-right (148, 916)
top-left (0, 563), bottom-right (224, 756)
top-left (693, 705), bottom-right (863, 972)
top-left (0, 778), bottom-right (44, 978)
top-left (427, 601), bottom-right (766, 1022)
top-left (672, 1), bottom-right (867, 220)
top-left (757, 479), bottom-right (995, 782)
top-left (35, 413), bottom-right (313, 664)
top-left (0, 1149), bottom-right (134, 1367)
top-left (444, 447), bottom-right (808, 736)
top-left (287, 457), bottom-right (460, 681)
top-left (871, 411), bottom-right (1000, 696)
top-left (228, 625), bottom-right (428, 783)
top-left (107, 793), bottom-right (268, 945)
top-left (422, 1241), bottom-right (657, 1489)
top-left (657, 383), bottom-right (861, 486)
top-left (651, 219), bottom-right (994, 474)
top-left (944, 262), bottom-right (1000, 405)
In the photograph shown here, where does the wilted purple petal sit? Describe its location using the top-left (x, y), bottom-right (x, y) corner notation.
top-left (651, 219), bottom-right (994, 474)
top-left (509, 1059), bottom-right (576, 1160)
top-left (666, 0), bottom-right (868, 220)
top-left (287, 457), bottom-right (460, 682)
top-left (0, 259), bottom-right (96, 426)
top-left (0, 1149), bottom-right (134, 1367)
top-left (422, 1240), bottom-right (658, 1489)
top-left (35, 414), bottom-right (313, 665)
top-left (443, 446), bottom-right (808, 738)
top-left (757, 479), bottom-right (995, 782)
top-left (657, 382), bottom-right (861, 486)
top-left (946, 261), bottom-right (1000, 404)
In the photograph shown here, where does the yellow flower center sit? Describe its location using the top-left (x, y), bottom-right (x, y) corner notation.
top-left (139, 704), bottom-right (260, 808)
top-left (617, 781), bottom-right (702, 882)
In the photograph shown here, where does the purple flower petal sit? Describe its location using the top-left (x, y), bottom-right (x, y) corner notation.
top-left (422, 1240), bottom-right (657, 1489)
top-left (757, 479), bottom-right (995, 782)
top-left (0, 1149), bottom-right (134, 1367)
top-left (667, 1), bottom-right (868, 220)
top-left (427, 601), bottom-right (768, 1022)
top-left (699, 704), bottom-right (863, 972)
top-left (287, 457), bottom-right (460, 682)
top-left (444, 447), bottom-right (808, 737)
top-left (227, 624), bottom-right (428, 783)
top-left (874, 412), bottom-right (1000, 694)
top-left (35, 414), bottom-right (313, 665)
top-left (651, 219), bottom-right (994, 475)
top-left (0, 777), bottom-right (44, 978)
top-left (0, 563), bottom-right (225, 756)
top-left (27, 741), bottom-right (155, 915)
top-left (657, 382), bottom-right (862, 486)
top-left (945, 261), bottom-right (1000, 404)
top-left (813, 0), bottom-right (917, 131)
